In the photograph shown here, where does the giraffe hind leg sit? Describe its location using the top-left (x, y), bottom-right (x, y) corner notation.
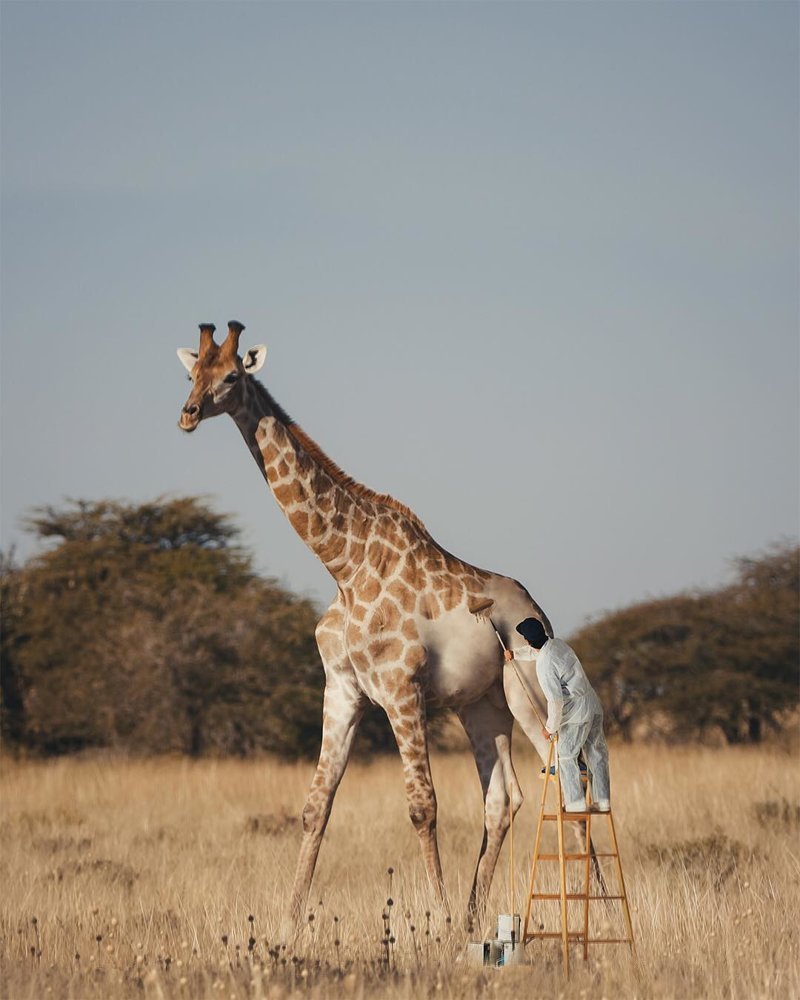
top-left (459, 689), bottom-right (523, 933)
top-left (383, 680), bottom-right (449, 916)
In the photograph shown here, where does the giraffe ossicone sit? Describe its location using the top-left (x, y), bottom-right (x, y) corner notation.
top-left (177, 321), bottom-right (554, 930)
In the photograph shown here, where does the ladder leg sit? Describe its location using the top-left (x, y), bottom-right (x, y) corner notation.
top-left (583, 813), bottom-right (591, 960)
top-left (607, 811), bottom-right (635, 951)
top-left (508, 792), bottom-right (514, 918)
top-left (523, 741), bottom-right (553, 942)
top-left (555, 743), bottom-right (570, 977)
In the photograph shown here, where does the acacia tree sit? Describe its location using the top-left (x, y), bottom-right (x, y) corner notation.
top-left (0, 551), bottom-right (26, 748)
top-left (570, 543), bottom-right (799, 743)
top-left (715, 545), bottom-right (800, 742)
top-left (0, 498), bottom-right (328, 757)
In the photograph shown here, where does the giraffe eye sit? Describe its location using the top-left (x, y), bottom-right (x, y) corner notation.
top-left (224, 372), bottom-right (240, 385)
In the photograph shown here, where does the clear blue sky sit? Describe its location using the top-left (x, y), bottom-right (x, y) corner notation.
top-left (2, 1), bottom-right (798, 634)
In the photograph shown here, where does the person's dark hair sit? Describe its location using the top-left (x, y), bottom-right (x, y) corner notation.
top-left (515, 617), bottom-right (549, 649)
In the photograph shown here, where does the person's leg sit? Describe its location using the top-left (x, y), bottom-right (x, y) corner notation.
top-left (584, 712), bottom-right (611, 809)
top-left (557, 719), bottom-right (591, 811)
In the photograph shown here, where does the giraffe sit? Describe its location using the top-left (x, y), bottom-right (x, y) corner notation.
top-left (177, 321), bottom-right (554, 928)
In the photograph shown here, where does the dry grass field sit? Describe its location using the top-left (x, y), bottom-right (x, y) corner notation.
top-left (1, 741), bottom-right (798, 1000)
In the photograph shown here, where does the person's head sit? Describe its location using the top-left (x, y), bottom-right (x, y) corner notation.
top-left (515, 617), bottom-right (549, 649)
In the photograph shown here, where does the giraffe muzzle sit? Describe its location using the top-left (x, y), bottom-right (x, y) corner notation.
top-left (179, 403), bottom-right (201, 432)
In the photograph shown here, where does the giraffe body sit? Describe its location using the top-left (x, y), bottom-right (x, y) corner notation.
top-left (178, 323), bottom-right (552, 928)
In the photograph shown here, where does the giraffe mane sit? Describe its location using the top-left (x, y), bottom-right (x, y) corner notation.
top-left (252, 380), bottom-right (432, 536)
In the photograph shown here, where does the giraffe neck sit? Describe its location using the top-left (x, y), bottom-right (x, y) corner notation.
top-left (230, 377), bottom-right (385, 583)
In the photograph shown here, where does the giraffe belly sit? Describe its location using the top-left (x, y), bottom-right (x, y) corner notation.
top-left (417, 578), bottom-right (549, 708)
top-left (421, 617), bottom-right (504, 708)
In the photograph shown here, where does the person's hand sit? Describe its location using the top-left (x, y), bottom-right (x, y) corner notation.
top-left (541, 728), bottom-right (551, 742)
top-left (503, 649), bottom-right (513, 662)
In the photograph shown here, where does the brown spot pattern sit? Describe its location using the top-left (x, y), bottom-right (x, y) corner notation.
top-left (261, 443), bottom-right (279, 465)
top-left (290, 511), bottom-right (309, 535)
top-left (404, 646), bottom-right (426, 671)
top-left (368, 638), bottom-right (403, 663)
top-left (388, 579), bottom-right (417, 613)
top-left (373, 598), bottom-right (401, 633)
top-left (401, 560), bottom-right (421, 588)
top-left (318, 533), bottom-right (347, 563)
top-left (359, 576), bottom-right (381, 603)
top-left (401, 620), bottom-right (419, 641)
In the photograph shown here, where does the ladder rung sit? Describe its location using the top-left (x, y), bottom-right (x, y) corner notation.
top-left (536, 853), bottom-right (589, 860)
top-left (532, 893), bottom-right (627, 901)
top-left (536, 852), bottom-right (618, 860)
top-left (585, 938), bottom-right (633, 945)
top-left (541, 811), bottom-right (611, 820)
top-left (525, 933), bottom-right (632, 945)
top-left (526, 931), bottom-right (586, 941)
top-left (536, 853), bottom-right (586, 860)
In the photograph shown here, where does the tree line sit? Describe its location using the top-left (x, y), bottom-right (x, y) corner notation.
top-left (570, 542), bottom-right (798, 744)
top-left (0, 498), bottom-right (394, 757)
top-left (1, 497), bottom-right (797, 757)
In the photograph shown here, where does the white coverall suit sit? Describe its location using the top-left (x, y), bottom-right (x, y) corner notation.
top-left (513, 637), bottom-right (611, 811)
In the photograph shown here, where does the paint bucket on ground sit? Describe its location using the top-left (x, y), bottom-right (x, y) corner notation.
top-left (464, 914), bottom-right (525, 967)
top-left (465, 940), bottom-right (503, 966)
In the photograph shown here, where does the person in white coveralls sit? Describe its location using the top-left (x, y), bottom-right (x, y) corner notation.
top-left (504, 617), bottom-right (611, 813)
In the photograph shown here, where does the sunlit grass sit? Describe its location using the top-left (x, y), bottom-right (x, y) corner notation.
top-left (1, 741), bottom-right (798, 998)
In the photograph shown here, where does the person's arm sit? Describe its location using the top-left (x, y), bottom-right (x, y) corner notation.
top-left (536, 657), bottom-right (564, 733)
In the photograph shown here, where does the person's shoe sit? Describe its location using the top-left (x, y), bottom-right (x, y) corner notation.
top-left (564, 800), bottom-right (587, 813)
top-left (593, 799), bottom-right (611, 813)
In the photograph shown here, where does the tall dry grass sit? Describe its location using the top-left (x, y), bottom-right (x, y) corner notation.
top-left (1, 741), bottom-right (798, 999)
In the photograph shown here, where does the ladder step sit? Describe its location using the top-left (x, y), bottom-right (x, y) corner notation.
top-left (536, 852), bottom-right (618, 861)
top-left (526, 931), bottom-right (586, 941)
top-left (585, 938), bottom-right (633, 945)
top-left (541, 811), bottom-right (611, 820)
top-left (525, 933), bottom-right (632, 945)
top-left (532, 893), bottom-right (626, 901)
top-left (537, 853), bottom-right (589, 861)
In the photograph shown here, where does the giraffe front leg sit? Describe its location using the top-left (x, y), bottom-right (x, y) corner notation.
top-left (502, 659), bottom-right (551, 762)
top-left (288, 669), bottom-right (366, 931)
top-left (385, 682), bottom-right (449, 915)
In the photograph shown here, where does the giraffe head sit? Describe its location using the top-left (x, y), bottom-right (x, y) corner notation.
top-left (177, 321), bottom-right (266, 432)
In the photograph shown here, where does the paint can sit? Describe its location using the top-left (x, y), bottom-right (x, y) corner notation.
top-left (465, 914), bottom-right (525, 967)
top-left (496, 913), bottom-right (521, 944)
top-left (494, 913), bottom-right (524, 967)
top-left (496, 939), bottom-right (525, 967)
top-left (465, 940), bottom-right (503, 967)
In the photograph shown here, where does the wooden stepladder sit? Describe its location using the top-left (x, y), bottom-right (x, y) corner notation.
top-left (521, 738), bottom-right (634, 976)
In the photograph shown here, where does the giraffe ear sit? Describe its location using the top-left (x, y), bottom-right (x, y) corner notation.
top-left (243, 345), bottom-right (267, 374)
top-left (177, 348), bottom-right (198, 372)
